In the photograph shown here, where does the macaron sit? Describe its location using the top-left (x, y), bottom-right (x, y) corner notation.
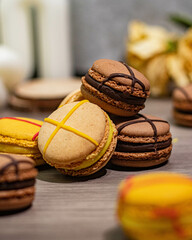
top-left (59, 89), bottom-right (84, 107)
top-left (38, 100), bottom-right (117, 176)
top-left (117, 172), bottom-right (192, 240)
top-left (172, 84), bottom-right (192, 127)
top-left (81, 59), bottom-right (150, 116)
top-left (0, 154), bottom-right (37, 213)
top-left (0, 117), bottom-right (44, 166)
top-left (111, 114), bottom-right (172, 168)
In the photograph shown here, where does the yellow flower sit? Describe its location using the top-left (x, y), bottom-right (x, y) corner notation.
top-left (178, 28), bottom-right (192, 73)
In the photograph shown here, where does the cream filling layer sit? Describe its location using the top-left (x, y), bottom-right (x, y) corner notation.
top-left (0, 143), bottom-right (39, 154)
top-left (64, 117), bottom-right (114, 171)
top-left (120, 214), bottom-right (192, 231)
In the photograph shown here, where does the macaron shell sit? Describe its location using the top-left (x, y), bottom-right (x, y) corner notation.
top-left (58, 122), bottom-right (117, 176)
top-left (173, 85), bottom-right (192, 102)
top-left (112, 145), bottom-right (172, 167)
top-left (0, 117), bottom-right (42, 141)
top-left (117, 115), bottom-right (170, 138)
top-left (91, 59), bottom-right (150, 91)
top-left (0, 187), bottom-right (35, 211)
top-left (120, 172), bottom-right (192, 205)
top-left (0, 154), bottom-right (37, 182)
top-left (81, 82), bottom-right (144, 117)
top-left (173, 110), bottom-right (192, 127)
top-left (38, 101), bottom-right (107, 167)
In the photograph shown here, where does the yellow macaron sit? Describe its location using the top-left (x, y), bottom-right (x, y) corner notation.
top-left (117, 172), bottom-right (192, 240)
top-left (0, 117), bottom-right (44, 166)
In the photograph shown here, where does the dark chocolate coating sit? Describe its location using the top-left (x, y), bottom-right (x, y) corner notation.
top-left (174, 108), bottom-right (192, 114)
top-left (85, 74), bottom-right (146, 105)
top-left (0, 179), bottom-right (35, 191)
top-left (116, 138), bottom-right (172, 153)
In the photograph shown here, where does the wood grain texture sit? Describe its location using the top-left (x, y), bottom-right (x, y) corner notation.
top-left (0, 98), bottom-right (192, 240)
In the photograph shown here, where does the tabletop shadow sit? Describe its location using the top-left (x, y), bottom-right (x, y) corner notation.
top-left (104, 226), bottom-right (128, 240)
top-left (0, 205), bottom-right (31, 217)
top-left (107, 160), bottom-right (168, 172)
top-left (37, 166), bottom-right (107, 183)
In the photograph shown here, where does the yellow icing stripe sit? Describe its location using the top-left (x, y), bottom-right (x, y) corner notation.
top-left (43, 122), bottom-right (61, 156)
top-left (43, 100), bottom-right (98, 155)
top-left (68, 116), bottom-right (114, 170)
top-left (61, 100), bottom-right (89, 123)
top-left (44, 118), bottom-right (98, 146)
top-left (62, 125), bottom-right (98, 146)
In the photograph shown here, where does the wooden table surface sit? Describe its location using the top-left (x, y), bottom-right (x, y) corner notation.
top-left (0, 98), bottom-right (192, 240)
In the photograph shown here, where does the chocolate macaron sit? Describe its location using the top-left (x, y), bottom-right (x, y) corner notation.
top-left (112, 114), bottom-right (172, 168)
top-left (81, 59), bottom-right (150, 116)
top-left (173, 84), bottom-right (192, 127)
top-left (38, 100), bottom-right (117, 176)
top-left (0, 154), bottom-right (37, 213)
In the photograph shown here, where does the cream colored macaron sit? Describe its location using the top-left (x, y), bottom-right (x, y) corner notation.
top-left (38, 100), bottom-right (117, 176)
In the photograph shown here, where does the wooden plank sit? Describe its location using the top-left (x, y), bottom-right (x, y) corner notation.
top-left (0, 99), bottom-right (191, 240)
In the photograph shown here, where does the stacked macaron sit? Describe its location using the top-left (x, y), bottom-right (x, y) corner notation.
top-left (172, 84), bottom-right (192, 127)
top-left (61, 59), bottom-right (172, 168)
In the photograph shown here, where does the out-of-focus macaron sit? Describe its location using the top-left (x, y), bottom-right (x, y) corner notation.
top-left (0, 154), bottom-right (37, 213)
top-left (81, 59), bottom-right (150, 116)
top-left (0, 117), bottom-right (44, 166)
top-left (38, 100), bottom-right (117, 176)
top-left (117, 172), bottom-right (192, 240)
top-left (111, 114), bottom-right (172, 168)
top-left (59, 89), bottom-right (84, 107)
top-left (172, 84), bottom-right (192, 127)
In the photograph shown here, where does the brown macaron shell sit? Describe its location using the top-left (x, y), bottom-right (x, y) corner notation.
top-left (81, 59), bottom-right (150, 117)
top-left (0, 154), bottom-right (37, 212)
top-left (38, 101), bottom-right (117, 176)
top-left (111, 114), bottom-right (172, 168)
top-left (173, 84), bottom-right (192, 127)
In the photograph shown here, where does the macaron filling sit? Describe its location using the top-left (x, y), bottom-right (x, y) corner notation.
top-left (116, 138), bottom-right (172, 153)
top-left (0, 143), bottom-right (40, 154)
top-left (64, 117), bottom-right (114, 171)
top-left (0, 179), bottom-right (35, 191)
top-left (85, 73), bottom-right (146, 106)
top-left (174, 108), bottom-right (192, 114)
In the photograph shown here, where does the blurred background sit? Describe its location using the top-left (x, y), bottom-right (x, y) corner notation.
top-left (0, 0), bottom-right (192, 109)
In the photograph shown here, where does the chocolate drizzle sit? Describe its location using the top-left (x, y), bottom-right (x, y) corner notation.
top-left (97, 61), bottom-right (146, 94)
top-left (85, 61), bottom-right (148, 105)
top-left (85, 74), bottom-right (146, 105)
top-left (0, 154), bottom-right (34, 178)
top-left (175, 87), bottom-right (192, 103)
top-left (117, 114), bottom-right (169, 152)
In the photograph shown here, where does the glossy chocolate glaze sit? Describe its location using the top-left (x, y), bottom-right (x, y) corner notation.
top-left (116, 138), bottom-right (172, 153)
top-left (85, 74), bottom-right (146, 105)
